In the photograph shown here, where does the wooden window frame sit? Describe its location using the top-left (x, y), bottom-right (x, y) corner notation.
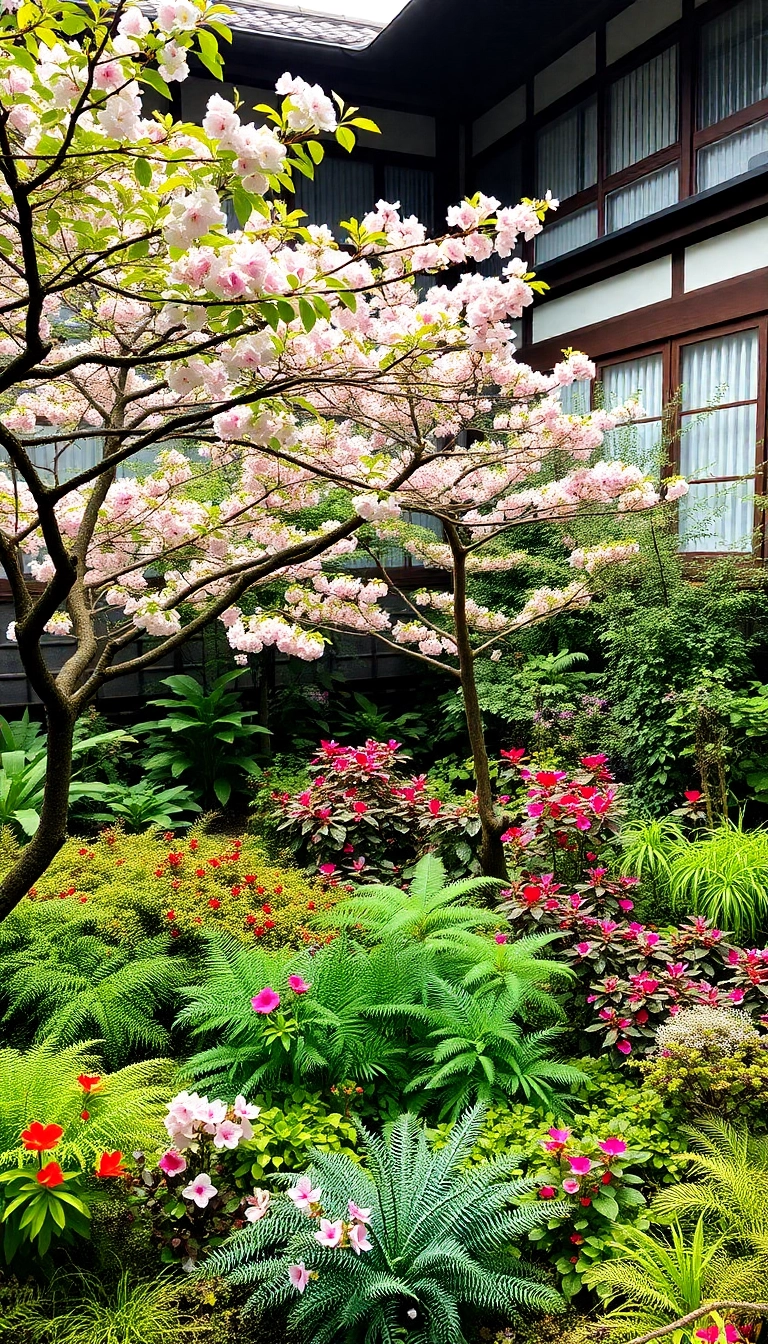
top-left (595, 316), bottom-right (768, 558)
top-left (471, 0), bottom-right (768, 267)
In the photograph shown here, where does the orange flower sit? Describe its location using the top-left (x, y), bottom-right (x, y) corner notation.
top-left (77, 1074), bottom-right (103, 1093)
top-left (21, 1121), bottom-right (64, 1152)
top-left (37, 1160), bottom-right (65, 1187)
top-left (95, 1151), bottom-right (126, 1178)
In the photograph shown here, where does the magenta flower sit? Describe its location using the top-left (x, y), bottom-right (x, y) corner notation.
top-left (598, 1138), bottom-right (627, 1157)
top-left (494, 932), bottom-right (508, 945)
top-left (695, 1328), bottom-right (720, 1343)
top-left (568, 1156), bottom-right (592, 1175)
top-left (575, 942), bottom-right (591, 956)
top-left (725, 1326), bottom-right (741, 1343)
top-left (616, 1038), bottom-right (632, 1055)
top-left (158, 1148), bottom-right (187, 1176)
top-left (562, 1178), bottom-right (580, 1194)
top-left (315, 1218), bottom-right (343, 1248)
top-left (288, 975), bottom-right (311, 994)
top-left (541, 1127), bottom-right (571, 1152)
top-left (318, 863), bottom-right (336, 876)
top-left (538, 1185), bottom-right (557, 1199)
top-left (251, 987), bottom-right (280, 1014)
top-left (289, 1262), bottom-right (310, 1293)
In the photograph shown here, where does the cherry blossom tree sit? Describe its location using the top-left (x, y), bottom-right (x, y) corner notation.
top-left (0, 0), bottom-right (576, 914)
top-left (0, 0), bottom-right (690, 910)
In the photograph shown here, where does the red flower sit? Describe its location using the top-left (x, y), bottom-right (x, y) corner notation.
top-left (601, 1172), bottom-right (612, 1184)
top-left (165, 910), bottom-right (176, 921)
top-left (170, 929), bottom-right (180, 938)
top-left (208, 898), bottom-right (221, 910)
top-left (580, 754), bottom-right (608, 769)
top-left (500, 748), bottom-right (525, 763)
top-left (164, 831), bottom-right (174, 842)
top-left (244, 875), bottom-right (256, 884)
top-left (189, 839), bottom-right (199, 851)
top-left (245, 914), bottom-right (257, 925)
top-left (684, 790), bottom-right (702, 802)
top-left (77, 1074), bottom-right (102, 1093)
top-left (352, 801), bottom-right (368, 814)
top-left (208, 858), bottom-right (220, 868)
top-left (274, 886), bottom-right (283, 895)
top-left (307, 901), bottom-right (316, 911)
top-left (154, 869), bottom-right (164, 878)
top-left (195, 868), bottom-right (205, 878)
top-left (95, 1151), bottom-right (127, 1178)
top-left (80, 1109), bottom-right (90, 1121)
top-left (37, 1160), bottom-right (65, 1187)
top-left (21, 1122), bottom-right (64, 1152)
top-left (231, 885), bottom-right (242, 897)
top-left (264, 920), bottom-right (275, 930)
top-left (427, 798), bottom-right (441, 816)
top-left (570, 1233), bottom-right (584, 1244)
top-left (262, 904), bottom-right (272, 915)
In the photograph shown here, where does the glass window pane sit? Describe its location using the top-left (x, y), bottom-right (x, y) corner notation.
top-left (681, 330), bottom-right (758, 410)
top-left (605, 164), bottom-right (679, 233)
top-left (601, 354), bottom-right (664, 471)
top-left (558, 383), bottom-right (591, 415)
top-left (678, 479), bottom-right (755, 551)
top-left (535, 204), bottom-right (598, 263)
top-left (697, 115), bottom-right (768, 189)
top-left (383, 165), bottom-right (434, 232)
top-left (537, 97), bottom-right (597, 200)
top-left (609, 47), bottom-right (678, 173)
top-left (680, 403), bottom-right (758, 479)
top-left (473, 138), bottom-right (523, 207)
top-left (294, 157), bottom-right (375, 232)
top-left (604, 355), bottom-right (664, 418)
top-left (699, 0), bottom-right (768, 128)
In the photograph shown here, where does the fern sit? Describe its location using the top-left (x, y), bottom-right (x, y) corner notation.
top-left (0, 902), bottom-right (188, 1068)
top-left (652, 1120), bottom-right (768, 1257)
top-left (327, 853), bottom-right (506, 955)
top-left (398, 978), bottom-right (587, 1121)
top-left (203, 1106), bottom-right (565, 1343)
top-left (0, 1041), bottom-right (171, 1171)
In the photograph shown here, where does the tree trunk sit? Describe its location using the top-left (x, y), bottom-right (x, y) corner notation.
top-left (0, 704), bottom-right (75, 918)
top-left (445, 526), bottom-right (509, 881)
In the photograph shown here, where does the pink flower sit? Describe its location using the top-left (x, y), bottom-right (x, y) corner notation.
top-left (287, 1175), bottom-right (321, 1212)
top-left (494, 932), bottom-right (508, 945)
top-left (729, 988), bottom-right (745, 1004)
top-left (158, 1148), bottom-right (187, 1176)
top-left (562, 1178), bottom-right (580, 1194)
top-left (427, 798), bottom-right (441, 816)
top-left (618, 899), bottom-right (634, 912)
top-left (213, 1119), bottom-right (243, 1150)
top-left (319, 863), bottom-right (337, 876)
top-left (542, 1127), bottom-right (571, 1152)
top-left (575, 942), bottom-right (591, 956)
top-left (181, 1172), bottom-right (217, 1208)
top-left (289, 1262), bottom-right (310, 1293)
top-left (695, 1329), bottom-right (720, 1343)
top-left (684, 790), bottom-right (702, 803)
top-left (568, 1156), bottom-right (592, 1175)
top-left (251, 987), bottom-right (280, 1014)
top-left (725, 1326), bottom-right (741, 1343)
top-left (288, 975), bottom-right (311, 994)
top-left (598, 1138), bottom-right (627, 1157)
top-left (581, 754), bottom-right (608, 769)
top-left (538, 1185), bottom-right (557, 1199)
top-left (616, 1038), bottom-right (632, 1055)
top-left (245, 1188), bottom-right (271, 1222)
top-left (348, 1220), bottom-right (373, 1254)
top-left (348, 1201), bottom-right (372, 1223)
top-left (315, 1218), bottom-right (343, 1248)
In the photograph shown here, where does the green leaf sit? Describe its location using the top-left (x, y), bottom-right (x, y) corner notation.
top-left (134, 158), bottom-right (152, 187)
top-left (307, 140), bottom-right (324, 165)
top-left (298, 298), bottom-right (317, 332)
top-left (196, 28), bottom-right (224, 78)
top-left (348, 117), bottom-right (380, 133)
top-left (213, 777), bottom-right (232, 807)
top-left (335, 126), bottom-right (356, 153)
top-left (141, 68), bottom-right (171, 100)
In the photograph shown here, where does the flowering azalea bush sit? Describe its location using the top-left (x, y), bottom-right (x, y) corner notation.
top-left (271, 738), bottom-right (480, 878)
top-left (7, 828), bottom-right (331, 948)
top-left (524, 1127), bottom-right (649, 1299)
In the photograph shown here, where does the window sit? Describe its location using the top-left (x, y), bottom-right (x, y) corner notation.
top-left (678, 329), bottom-right (760, 552)
top-left (608, 47), bottom-right (678, 173)
top-left (605, 163), bottom-right (679, 232)
top-left (293, 157), bottom-right (376, 233)
top-left (698, 0), bottom-right (768, 128)
top-left (384, 165), bottom-right (434, 232)
top-left (536, 204), bottom-right (598, 264)
top-left (696, 0), bottom-right (768, 189)
top-left (536, 97), bottom-right (597, 201)
top-left (601, 353), bottom-right (665, 471)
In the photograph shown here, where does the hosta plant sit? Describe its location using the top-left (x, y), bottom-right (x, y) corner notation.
top-left (89, 782), bottom-right (201, 831)
top-left (204, 1106), bottom-right (565, 1344)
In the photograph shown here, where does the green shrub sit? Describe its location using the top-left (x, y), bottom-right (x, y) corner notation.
top-left (641, 1022), bottom-right (768, 1125)
top-left (667, 822), bottom-right (768, 941)
top-left (232, 1089), bottom-right (358, 1184)
top-left (2, 827), bottom-right (334, 950)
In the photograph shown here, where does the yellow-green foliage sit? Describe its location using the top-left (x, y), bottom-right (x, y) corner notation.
top-left (1, 827), bottom-right (341, 949)
top-left (232, 1088), bottom-right (359, 1185)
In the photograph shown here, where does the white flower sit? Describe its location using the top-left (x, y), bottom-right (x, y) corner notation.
top-left (181, 1172), bottom-right (218, 1208)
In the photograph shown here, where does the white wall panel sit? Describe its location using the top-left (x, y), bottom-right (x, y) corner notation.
top-left (534, 35), bottom-right (596, 113)
top-left (472, 86), bottom-right (526, 155)
top-left (684, 216), bottom-right (768, 290)
top-left (607, 0), bottom-right (682, 65)
top-left (532, 256), bottom-right (672, 341)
